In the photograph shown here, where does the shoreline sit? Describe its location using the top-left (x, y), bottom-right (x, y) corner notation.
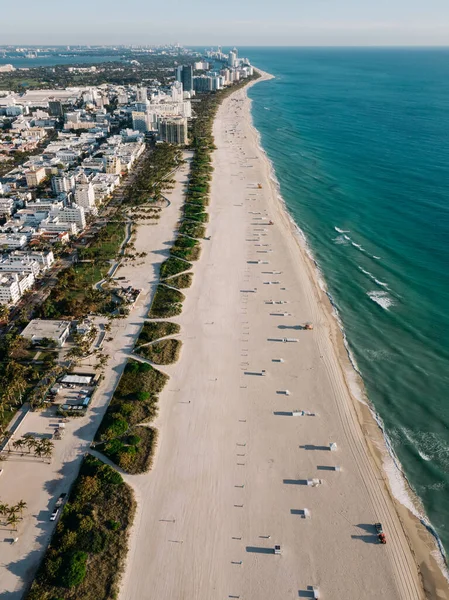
top-left (249, 68), bottom-right (448, 598)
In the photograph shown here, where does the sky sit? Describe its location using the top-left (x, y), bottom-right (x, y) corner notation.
top-left (2, 0), bottom-right (449, 46)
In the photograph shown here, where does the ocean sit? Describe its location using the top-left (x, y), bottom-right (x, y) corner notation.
top-left (244, 47), bottom-right (449, 560)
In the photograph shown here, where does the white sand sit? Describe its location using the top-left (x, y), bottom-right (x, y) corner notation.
top-left (119, 75), bottom-right (427, 599)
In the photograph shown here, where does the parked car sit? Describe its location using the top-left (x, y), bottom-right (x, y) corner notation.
top-left (50, 508), bottom-right (60, 521)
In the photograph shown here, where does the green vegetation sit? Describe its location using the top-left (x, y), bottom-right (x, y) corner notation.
top-left (136, 339), bottom-right (182, 365)
top-left (170, 236), bottom-right (201, 261)
top-left (183, 204), bottom-right (209, 223)
top-left (0, 53), bottom-right (197, 92)
top-left (159, 256), bottom-right (192, 279)
top-left (148, 285), bottom-right (185, 318)
top-left (39, 221), bottom-right (126, 319)
top-left (124, 143), bottom-right (182, 205)
top-left (136, 321), bottom-right (180, 345)
top-left (178, 221), bottom-right (206, 239)
top-left (26, 455), bottom-right (135, 600)
top-left (165, 273), bottom-right (193, 289)
top-left (95, 360), bottom-right (167, 473)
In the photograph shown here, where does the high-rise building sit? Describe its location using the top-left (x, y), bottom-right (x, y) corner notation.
top-left (176, 65), bottom-right (193, 93)
top-left (48, 100), bottom-right (64, 117)
top-left (104, 155), bottom-right (121, 175)
top-left (228, 51), bottom-right (237, 68)
top-left (25, 167), bottom-right (47, 188)
top-left (50, 204), bottom-right (86, 230)
top-left (158, 117), bottom-right (188, 145)
top-left (171, 81), bottom-right (184, 103)
top-left (136, 87), bottom-right (147, 102)
top-left (132, 111), bottom-right (151, 133)
top-left (52, 173), bottom-right (76, 195)
top-left (74, 174), bottom-right (97, 214)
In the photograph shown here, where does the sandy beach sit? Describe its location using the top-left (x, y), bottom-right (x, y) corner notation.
top-left (117, 72), bottom-right (449, 599)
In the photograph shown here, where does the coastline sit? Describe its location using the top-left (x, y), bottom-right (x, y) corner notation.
top-left (249, 68), bottom-right (449, 598)
top-left (115, 68), bottom-right (437, 599)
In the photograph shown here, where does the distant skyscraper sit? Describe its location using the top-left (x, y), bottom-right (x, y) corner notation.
top-left (136, 87), bottom-right (147, 102)
top-left (228, 51), bottom-right (237, 68)
top-left (176, 65), bottom-right (193, 93)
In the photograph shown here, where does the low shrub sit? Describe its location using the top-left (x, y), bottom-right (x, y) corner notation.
top-left (159, 256), bottom-right (192, 279)
top-left (148, 285), bottom-right (185, 318)
top-left (165, 273), bottom-right (193, 289)
top-left (178, 222), bottom-right (206, 239)
top-left (136, 321), bottom-right (180, 345)
top-left (26, 455), bottom-right (135, 600)
top-left (94, 360), bottom-right (167, 474)
top-left (136, 339), bottom-right (182, 365)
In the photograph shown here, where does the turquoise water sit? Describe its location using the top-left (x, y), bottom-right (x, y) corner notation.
top-left (246, 48), bottom-right (449, 557)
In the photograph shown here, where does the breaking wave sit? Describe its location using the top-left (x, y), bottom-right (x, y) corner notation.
top-left (367, 290), bottom-right (394, 310)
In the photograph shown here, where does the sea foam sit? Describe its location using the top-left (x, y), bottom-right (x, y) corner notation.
top-left (358, 266), bottom-right (389, 288)
top-left (367, 290), bottom-right (394, 310)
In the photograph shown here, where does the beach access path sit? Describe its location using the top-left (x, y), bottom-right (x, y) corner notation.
top-left (119, 74), bottom-right (425, 599)
top-left (0, 154), bottom-right (191, 599)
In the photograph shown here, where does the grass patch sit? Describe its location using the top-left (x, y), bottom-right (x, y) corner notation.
top-left (178, 222), bottom-right (206, 239)
top-left (136, 339), bottom-right (182, 365)
top-left (170, 237), bottom-right (201, 262)
top-left (165, 273), bottom-right (193, 289)
top-left (136, 321), bottom-right (180, 345)
top-left (148, 285), bottom-right (185, 318)
top-left (26, 454), bottom-right (135, 600)
top-left (159, 256), bottom-right (191, 279)
top-left (184, 204), bottom-right (209, 222)
top-left (100, 426), bottom-right (158, 474)
top-left (94, 360), bottom-right (168, 474)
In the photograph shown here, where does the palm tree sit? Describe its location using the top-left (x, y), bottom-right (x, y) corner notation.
top-left (16, 500), bottom-right (27, 519)
top-left (13, 438), bottom-right (24, 455)
top-left (41, 446), bottom-right (53, 463)
top-left (39, 439), bottom-right (54, 461)
top-left (7, 513), bottom-right (20, 532)
top-left (22, 434), bottom-right (36, 455)
top-left (34, 443), bottom-right (44, 461)
top-left (0, 503), bottom-right (9, 524)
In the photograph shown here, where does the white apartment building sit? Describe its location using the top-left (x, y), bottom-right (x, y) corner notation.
top-left (12, 250), bottom-right (54, 270)
top-left (0, 273), bottom-right (22, 305)
top-left (39, 219), bottom-right (78, 236)
top-left (74, 174), bottom-right (97, 213)
top-left (0, 233), bottom-right (28, 250)
top-left (170, 81), bottom-right (184, 103)
top-left (17, 271), bottom-right (35, 295)
top-left (0, 199), bottom-right (15, 218)
top-left (0, 257), bottom-right (41, 277)
top-left (52, 173), bottom-right (76, 194)
top-left (26, 200), bottom-right (63, 212)
top-left (50, 204), bottom-right (86, 230)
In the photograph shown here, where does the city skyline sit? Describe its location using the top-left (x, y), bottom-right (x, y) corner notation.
top-left (2, 0), bottom-right (448, 46)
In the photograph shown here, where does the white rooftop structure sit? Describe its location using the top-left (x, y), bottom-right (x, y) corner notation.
top-left (20, 319), bottom-right (71, 347)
